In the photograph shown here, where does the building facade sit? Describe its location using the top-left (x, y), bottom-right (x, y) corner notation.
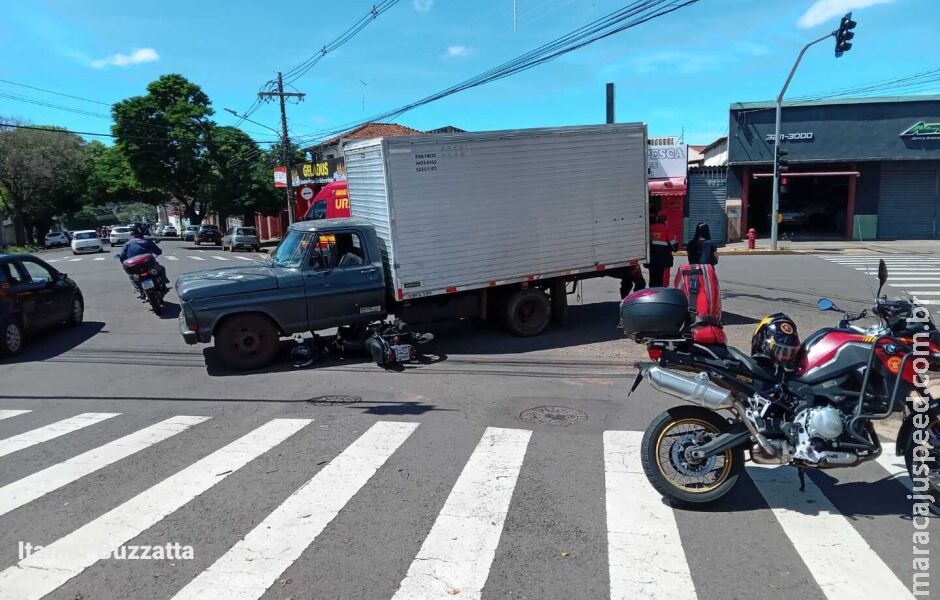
top-left (727, 95), bottom-right (940, 240)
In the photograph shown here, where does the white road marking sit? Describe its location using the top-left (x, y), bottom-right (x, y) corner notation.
top-left (68, 258), bottom-right (82, 262)
top-left (0, 418), bottom-right (311, 600)
top-left (93, 256), bottom-right (106, 261)
top-left (211, 255), bottom-right (230, 261)
top-left (0, 410), bottom-right (31, 421)
top-left (0, 413), bottom-right (120, 459)
top-left (172, 421), bottom-right (418, 600)
top-left (188, 256), bottom-right (206, 261)
top-left (234, 256), bottom-right (253, 261)
top-left (46, 259), bottom-right (59, 263)
top-left (604, 431), bottom-right (696, 600)
top-left (0, 415), bottom-right (210, 517)
top-left (749, 465), bottom-right (913, 600)
top-left (890, 281), bottom-right (940, 286)
top-left (391, 427), bottom-right (531, 600)
top-left (166, 256), bottom-right (179, 261)
top-left (909, 291), bottom-right (940, 296)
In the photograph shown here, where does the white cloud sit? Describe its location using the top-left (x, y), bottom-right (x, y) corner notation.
top-left (631, 51), bottom-right (717, 75)
top-left (412, 0), bottom-right (434, 12)
top-left (797, 0), bottom-right (895, 28)
top-left (90, 47), bottom-right (159, 69)
top-left (443, 45), bottom-right (471, 59)
top-left (733, 41), bottom-right (770, 57)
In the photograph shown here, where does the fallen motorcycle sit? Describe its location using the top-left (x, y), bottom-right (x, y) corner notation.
top-left (290, 320), bottom-right (434, 369)
top-left (622, 259), bottom-right (940, 505)
top-left (120, 253), bottom-right (169, 315)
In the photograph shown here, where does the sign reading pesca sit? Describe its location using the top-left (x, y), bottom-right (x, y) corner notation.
top-left (647, 144), bottom-right (687, 179)
top-left (766, 132), bottom-right (814, 142)
top-left (900, 121), bottom-right (940, 140)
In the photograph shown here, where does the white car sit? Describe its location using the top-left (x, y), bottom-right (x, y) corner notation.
top-left (71, 230), bottom-right (102, 254)
top-left (109, 226), bottom-right (133, 247)
top-left (44, 231), bottom-right (69, 248)
top-left (162, 225), bottom-right (178, 237)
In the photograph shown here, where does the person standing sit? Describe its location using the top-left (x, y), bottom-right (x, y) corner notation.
top-left (686, 222), bottom-right (719, 266)
top-left (648, 213), bottom-right (677, 287)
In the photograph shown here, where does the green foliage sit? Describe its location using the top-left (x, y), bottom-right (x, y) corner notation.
top-left (85, 142), bottom-right (164, 206)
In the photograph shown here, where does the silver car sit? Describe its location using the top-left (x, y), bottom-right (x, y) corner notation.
top-left (182, 225), bottom-right (199, 242)
top-left (109, 226), bottom-right (132, 247)
top-left (221, 226), bottom-right (261, 252)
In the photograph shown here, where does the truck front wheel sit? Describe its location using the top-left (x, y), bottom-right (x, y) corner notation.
top-left (503, 288), bottom-right (551, 336)
top-left (215, 314), bottom-right (280, 371)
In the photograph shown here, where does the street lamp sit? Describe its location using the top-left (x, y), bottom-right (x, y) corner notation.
top-left (770, 12), bottom-right (857, 250)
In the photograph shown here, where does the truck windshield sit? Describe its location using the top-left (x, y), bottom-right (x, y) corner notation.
top-left (270, 231), bottom-right (310, 268)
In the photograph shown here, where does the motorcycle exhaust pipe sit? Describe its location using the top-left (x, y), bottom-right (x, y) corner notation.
top-left (641, 365), bottom-right (733, 410)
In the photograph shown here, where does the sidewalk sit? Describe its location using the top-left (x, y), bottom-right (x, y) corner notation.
top-left (716, 238), bottom-right (936, 256)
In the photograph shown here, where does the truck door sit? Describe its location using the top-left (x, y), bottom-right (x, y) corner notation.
top-left (304, 229), bottom-right (385, 330)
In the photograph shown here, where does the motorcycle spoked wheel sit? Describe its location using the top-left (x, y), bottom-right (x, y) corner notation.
top-left (641, 406), bottom-right (745, 506)
top-left (903, 409), bottom-right (940, 503)
top-left (147, 290), bottom-right (165, 315)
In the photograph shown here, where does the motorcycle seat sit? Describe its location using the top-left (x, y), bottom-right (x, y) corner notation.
top-left (693, 344), bottom-right (775, 381)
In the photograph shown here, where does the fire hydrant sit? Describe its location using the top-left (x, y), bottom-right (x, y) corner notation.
top-left (747, 228), bottom-right (756, 250)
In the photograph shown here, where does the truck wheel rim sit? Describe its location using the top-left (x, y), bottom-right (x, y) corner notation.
top-left (654, 418), bottom-right (732, 494)
top-left (234, 327), bottom-right (263, 356)
top-left (6, 323), bottom-right (21, 353)
top-left (518, 298), bottom-right (546, 325)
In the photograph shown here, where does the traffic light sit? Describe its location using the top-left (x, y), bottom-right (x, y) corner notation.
top-left (775, 146), bottom-right (789, 175)
top-left (780, 176), bottom-right (789, 195)
top-left (835, 12), bottom-right (856, 57)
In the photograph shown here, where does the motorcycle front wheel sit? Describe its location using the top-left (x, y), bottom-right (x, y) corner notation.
top-left (903, 409), bottom-right (940, 503)
top-left (641, 406), bottom-right (744, 506)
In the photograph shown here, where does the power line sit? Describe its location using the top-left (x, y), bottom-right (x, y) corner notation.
top-left (0, 79), bottom-right (113, 106)
top-left (0, 121), bottom-right (280, 145)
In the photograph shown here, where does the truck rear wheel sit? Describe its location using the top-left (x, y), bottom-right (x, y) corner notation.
top-left (503, 288), bottom-right (551, 336)
top-left (215, 314), bottom-right (280, 371)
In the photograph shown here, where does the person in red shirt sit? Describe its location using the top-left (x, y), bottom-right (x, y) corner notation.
top-left (648, 213), bottom-right (678, 287)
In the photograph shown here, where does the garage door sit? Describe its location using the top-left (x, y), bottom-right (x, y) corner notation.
top-left (878, 162), bottom-right (940, 239)
top-left (687, 168), bottom-right (728, 245)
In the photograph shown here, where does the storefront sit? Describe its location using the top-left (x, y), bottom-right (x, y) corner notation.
top-left (290, 157), bottom-right (347, 218)
top-left (726, 95), bottom-right (940, 240)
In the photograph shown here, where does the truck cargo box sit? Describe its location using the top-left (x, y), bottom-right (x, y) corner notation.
top-left (344, 123), bottom-right (649, 301)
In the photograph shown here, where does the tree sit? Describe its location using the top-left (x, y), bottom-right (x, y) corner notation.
top-left (111, 74), bottom-right (215, 224)
top-left (84, 142), bottom-right (164, 207)
top-left (0, 122), bottom-right (92, 245)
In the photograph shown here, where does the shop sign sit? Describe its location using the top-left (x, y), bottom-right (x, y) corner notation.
top-left (292, 157), bottom-right (347, 185)
top-left (647, 144), bottom-right (688, 179)
top-left (900, 121), bottom-right (940, 141)
top-left (766, 132), bottom-right (814, 142)
top-left (273, 167), bottom-right (287, 188)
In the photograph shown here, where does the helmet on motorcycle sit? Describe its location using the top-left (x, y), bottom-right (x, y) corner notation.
top-left (290, 343), bottom-right (316, 368)
top-left (751, 313), bottom-right (801, 365)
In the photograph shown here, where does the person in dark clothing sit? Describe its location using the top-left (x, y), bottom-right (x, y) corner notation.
top-left (648, 213), bottom-right (677, 287)
top-left (686, 222), bottom-right (719, 266)
top-left (619, 265), bottom-right (646, 298)
top-left (118, 226), bottom-right (168, 284)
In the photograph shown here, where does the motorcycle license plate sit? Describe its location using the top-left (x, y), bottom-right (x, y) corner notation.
top-left (393, 345), bottom-right (413, 362)
top-left (141, 278), bottom-right (155, 290)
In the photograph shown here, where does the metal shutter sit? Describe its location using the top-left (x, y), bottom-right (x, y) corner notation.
top-left (877, 162), bottom-right (940, 240)
top-left (686, 168), bottom-right (728, 245)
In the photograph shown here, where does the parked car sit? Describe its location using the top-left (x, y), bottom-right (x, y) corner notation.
top-left (109, 226), bottom-right (133, 247)
top-left (44, 231), bottom-right (69, 248)
top-left (70, 230), bottom-right (102, 254)
top-left (222, 226), bottom-right (261, 252)
top-left (182, 225), bottom-right (199, 242)
top-left (195, 224), bottom-right (222, 246)
top-left (0, 253), bottom-right (84, 356)
top-left (162, 225), bottom-right (178, 237)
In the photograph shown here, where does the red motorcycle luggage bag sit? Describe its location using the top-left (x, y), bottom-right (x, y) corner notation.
top-left (673, 264), bottom-right (722, 323)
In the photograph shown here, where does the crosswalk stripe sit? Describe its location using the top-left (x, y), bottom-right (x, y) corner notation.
top-left (166, 256), bottom-right (179, 261)
top-left (0, 418), bottom-right (312, 600)
top-left (68, 258), bottom-right (82, 262)
top-left (0, 415), bottom-right (210, 517)
top-left (391, 427), bottom-right (531, 600)
top-left (0, 413), bottom-right (120, 459)
top-left (748, 465), bottom-right (913, 600)
top-left (890, 281), bottom-right (940, 285)
top-left (188, 256), bottom-right (206, 261)
top-left (211, 256), bottom-right (230, 261)
top-left (0, 409), bottom-right (31, 421)
top-left (604, 431), bottom-right (696, 600)
top-left (234, 255), bottom-right (253, 261)
top-left (46, 259), bottom-right (58, 263)
top-left (172, 421), bottom-right (419, 600)
top-left (910, 291), bottom-right (940, 296)
top-left (854, 270), bottom-right (940, 274)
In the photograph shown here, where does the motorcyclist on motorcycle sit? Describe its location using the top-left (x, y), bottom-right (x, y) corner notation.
top-left (118, 226), bottom-right (168, 285)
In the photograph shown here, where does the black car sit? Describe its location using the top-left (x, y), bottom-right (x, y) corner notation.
top-left (195, 224), bottom-right (222, 246)
top-left (0, 254), bottom-right (84, 356)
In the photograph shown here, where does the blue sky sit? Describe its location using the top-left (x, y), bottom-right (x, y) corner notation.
top-left (1, 0), bottom-right (937, 146)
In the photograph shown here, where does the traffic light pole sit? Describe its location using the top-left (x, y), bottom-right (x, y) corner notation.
top-left (770, 32), bottom-right (834, 250)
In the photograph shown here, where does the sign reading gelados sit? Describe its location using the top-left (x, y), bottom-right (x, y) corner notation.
top-left (766, 132), bottom-right (814, 142)
top-left (647, 144), bottom-right (687, 179)
top-left (292, 158), bottom-right (346, 185)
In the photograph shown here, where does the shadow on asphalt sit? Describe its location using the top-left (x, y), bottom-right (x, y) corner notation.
top-left (721, 311), bottom-right (760, 326)
top-left (0, 321), bottom-right (104, 365)
top-left (159, 301), bottom-right (182, 320)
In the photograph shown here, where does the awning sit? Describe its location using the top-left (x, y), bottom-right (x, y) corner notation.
top-left (648, 177), bottom-right (686, 197)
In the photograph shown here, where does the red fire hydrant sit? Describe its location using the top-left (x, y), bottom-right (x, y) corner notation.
top-left (747, 228), bottom-right (756, 250)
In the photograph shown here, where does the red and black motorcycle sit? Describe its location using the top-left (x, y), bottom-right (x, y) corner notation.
top-left (121, 253), bottom-right (168, 315)
top-left (623, 259), bottom-right (940, 505)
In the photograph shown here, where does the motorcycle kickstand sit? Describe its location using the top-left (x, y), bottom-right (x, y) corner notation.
top-left (797, 467), bottom-right (806, 492)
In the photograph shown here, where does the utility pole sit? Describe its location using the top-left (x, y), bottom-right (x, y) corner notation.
top-left (770, 13), bottom-right (856, 249)
top-left (259, 72), bottom-right (305, 224)
top-left (606, 82), bottom-right (615, 124)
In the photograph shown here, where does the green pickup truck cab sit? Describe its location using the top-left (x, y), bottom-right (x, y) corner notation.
top-left (177, 218), bottom-right (387, 370)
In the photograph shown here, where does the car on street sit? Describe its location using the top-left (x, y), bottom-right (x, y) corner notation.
top-left (221, 226), bottom-right (261, 252)
top-left (162, 225), bottom-right (178, 237)
top-left (195, 224), bottom-right (222, 246)
top-left (70, 230), bottom-right (102, 254)
top-left (44, 231), bottom-right (69, 248)
top-left (109, 226), bottom-right (133, 246)
top-left (182, 225), bottom-right (199, 242)
top-left (0, 253), bottom-right (84, 356)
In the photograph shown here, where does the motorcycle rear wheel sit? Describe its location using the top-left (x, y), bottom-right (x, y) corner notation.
top-left (641, 406), bottom-right (744, 506)
top-left (148, 291), bottom-right (164, 315)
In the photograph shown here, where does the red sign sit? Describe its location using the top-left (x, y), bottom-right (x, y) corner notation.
top-left (273, 167), bottom-right (287, 188)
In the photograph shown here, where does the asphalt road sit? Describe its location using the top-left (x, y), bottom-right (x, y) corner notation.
top-left (0, 240), bottom-right (936, 600)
